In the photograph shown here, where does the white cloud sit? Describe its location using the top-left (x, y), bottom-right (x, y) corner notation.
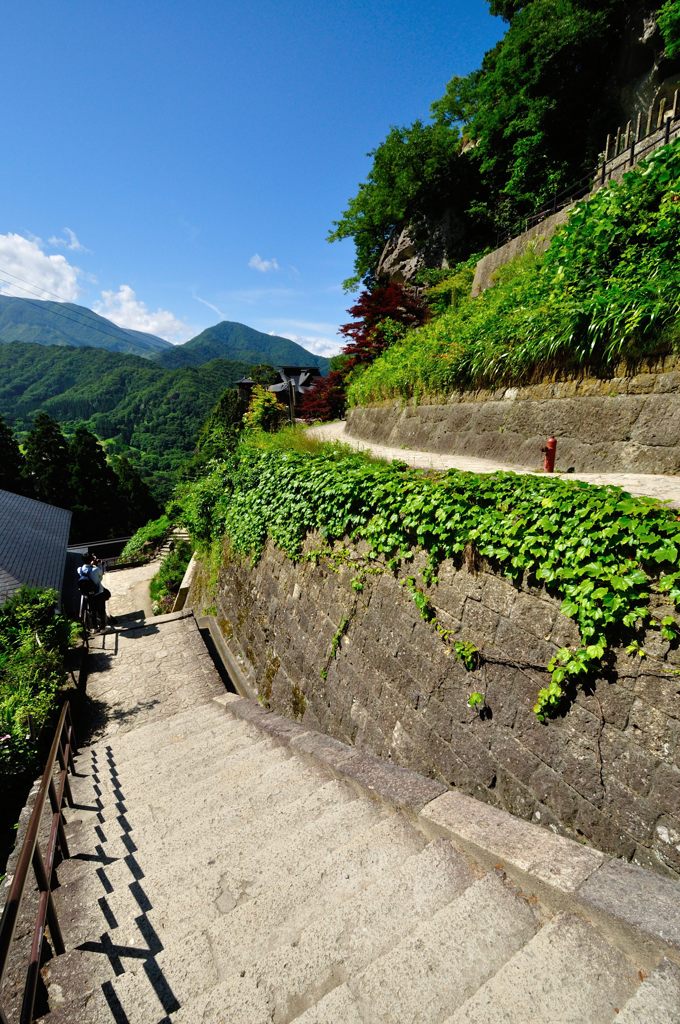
top-left (94, 284), bottom-right (193, 342)
top-left (48, 227), bottom-right (88, 252)
top-left (0, 232), bottom-right (81, 301)
top-left (277, 331), bottom-right (343, 358)
top-left (248, 253), bottom-right (280, 273)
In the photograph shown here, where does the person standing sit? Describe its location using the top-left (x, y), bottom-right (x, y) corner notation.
top-left (77, 553), bottom-right (111, 630)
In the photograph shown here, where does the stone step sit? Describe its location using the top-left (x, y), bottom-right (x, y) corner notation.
top-left (290, 984), bottom-right (364, 1024)
top-left (444, 913), bottom-right (639, 1024)
top-left (212, 813), bottom-right (428, 964)
top-left (344, 872), bottom-right (538, 1024)
top-left (61, 746), bottom-right (322, 862)
top-left (65, 731), bottom-right (279, 821)
top-left (69, 711), bottom-right (250, 790)
top-left (73, 700), bottom-right (228, 764)
top-left (53, 780), bottom-right (376, 948)
top-left (60, 749), bottom-right (326, 880)
top-left (615, 959), bottom-right (680, 1024)
top-left (81, 694), bottom-right (226, 745)
top-left (61, 734), bottom-right (295, 836)
top-left (99, 786), bottom-right (384, 936)
top-left (223, 837), bottom-right (478, 1023)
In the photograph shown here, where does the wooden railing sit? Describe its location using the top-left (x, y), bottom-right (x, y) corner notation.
top-left (0, 704), bottom-right (77, 1024)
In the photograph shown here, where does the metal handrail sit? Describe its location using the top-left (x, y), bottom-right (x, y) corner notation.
top-left (0, 703), bottom-right (77, 1024)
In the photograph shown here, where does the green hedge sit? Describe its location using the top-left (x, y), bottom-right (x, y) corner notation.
top-left (121, 514), bottom-right (172, 559)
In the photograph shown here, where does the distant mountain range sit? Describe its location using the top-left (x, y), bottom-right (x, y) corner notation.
top-left (0, 342), bottom-right (253, 499)
top-left (0, 296), bottom-right (171, 356)
top-left (0, 296), bottom-right (330, 371)
top-left (155, 320), bottom-right (330, 373)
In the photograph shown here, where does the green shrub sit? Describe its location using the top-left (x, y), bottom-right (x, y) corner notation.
top-left (121, 514), bottom-right (172, 559)
top-left (0, 588), bottom-right (71, 787)
top-left (149, 541), bottom-right (193, 614)
top-left (348, 140), bottom-right (680, 403)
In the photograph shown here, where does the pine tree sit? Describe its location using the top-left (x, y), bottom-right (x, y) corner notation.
top-left (23, 413), bottom-right (72, 508)
top-left (68, 426), bottom-right (122, 538)
top-left (0, 416), bottom-right (29, 496)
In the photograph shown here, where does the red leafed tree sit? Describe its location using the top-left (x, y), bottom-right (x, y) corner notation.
top-left (299, 283), bottom-right (427, 421)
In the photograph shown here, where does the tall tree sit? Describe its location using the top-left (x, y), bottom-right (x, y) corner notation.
top-left (110, 455), bottom-right (160, 532)
top-left (68, 426), bottom-right (122, 538)
top-left (0, 417), bottom-right (29, 496)
top-left (23, 413), bottom-right (72, 507)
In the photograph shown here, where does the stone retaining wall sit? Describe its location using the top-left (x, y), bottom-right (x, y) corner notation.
top-left (190, 537), bottom-right (680, 878)
top-left (345, 357), bottom-right (680, 474)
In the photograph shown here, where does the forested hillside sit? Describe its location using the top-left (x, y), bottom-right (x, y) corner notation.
top-left (0, 295), bottom-right (171, 357)
top-left (0, 343), bottom-right (252, 498)
top-left (156, 320), bottom-right (330, 372)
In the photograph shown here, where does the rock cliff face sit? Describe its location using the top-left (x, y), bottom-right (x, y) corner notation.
top-left (190, 535), bottom-right (680, 879)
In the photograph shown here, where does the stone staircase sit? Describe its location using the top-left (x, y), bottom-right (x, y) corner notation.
top-left (5, 609), bottom-right (676, 1023)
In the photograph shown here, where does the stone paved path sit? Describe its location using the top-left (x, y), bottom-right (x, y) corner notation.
top-left (308, 421), bottom-right (680, 507)
top-left (26, 591), bottom-right (680, 1022)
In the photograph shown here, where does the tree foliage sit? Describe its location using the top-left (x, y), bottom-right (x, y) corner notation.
top-left (299, 283), bottom-right (427, 422)
top-left (659, 0), bottom-right (680, 58)
top-left (332, 0), bottom-right (658, 282)
top-left (328, 121), bottom-right (475, 287)
top-left (349, 139), bottom-right (680, 402)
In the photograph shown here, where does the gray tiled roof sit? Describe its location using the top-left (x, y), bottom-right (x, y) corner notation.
top-left (0, 489), bottom-right (72, 606)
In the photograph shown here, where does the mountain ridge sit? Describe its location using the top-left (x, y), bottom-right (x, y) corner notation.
top-left (155, 320), bottom-right (330, 373)
top-left (0, 295), bottom-right (172, 357)
top-left (0, 296), bottom-right (331, 372)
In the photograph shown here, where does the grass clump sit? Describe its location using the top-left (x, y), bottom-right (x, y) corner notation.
top-left (349, 139), bottom-right (680, 404)
top-left (121, 514), bottom-right (172, 559)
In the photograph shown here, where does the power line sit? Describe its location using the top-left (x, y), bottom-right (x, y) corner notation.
top-left (0, 266), bottom-right (169, 353)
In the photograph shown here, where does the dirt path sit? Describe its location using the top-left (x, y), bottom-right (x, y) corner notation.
top-left (308, 420), bottom-right (680, 507)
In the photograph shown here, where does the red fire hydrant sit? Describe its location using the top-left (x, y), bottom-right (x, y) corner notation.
top-left (542, 435), bottom-right (557, 473)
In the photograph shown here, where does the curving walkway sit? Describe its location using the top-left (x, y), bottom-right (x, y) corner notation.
top-left (308, 420), bottom-right (680, 507)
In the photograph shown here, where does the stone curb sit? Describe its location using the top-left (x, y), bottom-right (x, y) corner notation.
top-left (218, 696), bottom-right (447, 814)
top-left (216, 694), bottom-right (680, 968)
top-left (195, 615), bottom-right (258, 701)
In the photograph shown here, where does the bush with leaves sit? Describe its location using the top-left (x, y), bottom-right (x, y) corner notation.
top-left (120, 514), bottom-right (172, 559)
top-left (349, 139), bottom-right (680, 403)
top-left (0, 588), bottom-right (71, 787)
top-left (182, 431), bottom-right (680, 721)
top-left (149, 541), bottom-right (193, 614)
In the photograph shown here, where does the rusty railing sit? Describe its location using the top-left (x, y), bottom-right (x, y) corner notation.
top-left (0, 703), bottom-right (77, 1024)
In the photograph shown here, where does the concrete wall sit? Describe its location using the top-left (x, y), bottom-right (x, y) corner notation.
top-left (472, 206), bottom-right (574, 296)
top-left (190, 536), bottom-right (680, 878)
top-left (345, 357), bottom-right (680, 475)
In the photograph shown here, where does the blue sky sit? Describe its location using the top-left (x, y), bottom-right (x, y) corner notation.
top-left (0, 1), bottom-right (503, 355)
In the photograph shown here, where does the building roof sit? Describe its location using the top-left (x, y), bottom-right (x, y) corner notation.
top-left (0, 489), bottom-right (72, 606)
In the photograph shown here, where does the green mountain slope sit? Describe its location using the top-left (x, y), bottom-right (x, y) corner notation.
top-left (156, 320), bottom-right (330, 372)
top-left (0, 342), bottom-right (251, 498)
top-left (0, 295), bottom-right (172, 357)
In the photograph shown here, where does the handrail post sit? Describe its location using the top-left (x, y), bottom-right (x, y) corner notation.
top-left (0, 702), bottom-right (76, 1023)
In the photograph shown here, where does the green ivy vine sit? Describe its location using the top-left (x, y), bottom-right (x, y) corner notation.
top-left (181, 435), bottom-right (680, 720)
